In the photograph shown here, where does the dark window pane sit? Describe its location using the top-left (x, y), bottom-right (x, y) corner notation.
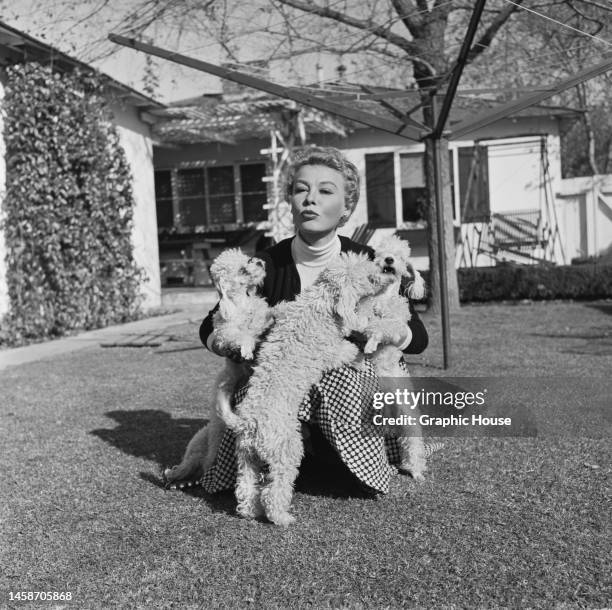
top-left (399, 153), bottom-right (426, 222)
top-left (458, 146), bottom-right (490, 222)
top-left (156, 198), bottom-right (174, 228)
top-left (365, 153), bottom-right (396, 227)
top-left (208, 166), bottom-right (235, 195)
top-left (240, 163), bottom-right (266, 193)
top-left (209, 195), bottom-right (236, 224)
top-left (243, 193), bottom-right (268, 222)
top-left (402, 188), bottom-right (427, 222)
top-left (241, 163), bottom-right (267, 222)
top-left (176, 168), bottom-right (205, 197)
top-left (179, 197), bottom-right (207, 226)
top-left (154, 170), bottom-right (172, 199)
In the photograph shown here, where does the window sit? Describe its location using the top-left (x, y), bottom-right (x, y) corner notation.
top-left (365, 153), bottom-right (396, 227)
top-left (154, 170), bottom-right (173, 228)
top-left (207, 166), bottom-right (236, 224)
top-left (176, 168), bottom-right (207, 226)
top-left (154, 163), bottom-right (268, 229)
top-left (457, 145), bottom-right (490, 222)
top-left (399, 153), bottom-right (427, 222)
top-left (240, 163), bottom-right (268, 223)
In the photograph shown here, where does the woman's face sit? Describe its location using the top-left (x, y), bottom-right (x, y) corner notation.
top-left (290, 164), bottom-right (348, 242)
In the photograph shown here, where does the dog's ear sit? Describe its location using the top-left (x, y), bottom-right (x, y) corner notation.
top-left (218, 290), bottom-right (238, 319)
top-left (404, 263), bottom-right (426, 300)
top-left (334, 283), bottom-right (363, 335)
top-left (215, 278), bottom-right (228, 298)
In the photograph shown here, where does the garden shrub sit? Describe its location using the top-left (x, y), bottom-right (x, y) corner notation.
top-left (0, 63), bottom-right (145, 346)
top-left (456, 263), bottom-right (612, 302)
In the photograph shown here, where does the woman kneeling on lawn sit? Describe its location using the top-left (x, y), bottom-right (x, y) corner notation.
top-left (166, 146), bottom-right (428, 495)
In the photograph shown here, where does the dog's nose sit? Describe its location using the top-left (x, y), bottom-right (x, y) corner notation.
top-left (385, 257), bottom-right (394, 265)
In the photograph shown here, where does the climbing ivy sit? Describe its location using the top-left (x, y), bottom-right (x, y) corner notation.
top-left (1, 63), bottom-right (145, 346)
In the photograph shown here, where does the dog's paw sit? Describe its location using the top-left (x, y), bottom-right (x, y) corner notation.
top-left (236, 499), bottom-right (265, 520)
top-left (398, 463), bottom-right (426, 481)
top-left (240, 346), bottom-right (254, 360)
top-left (236, 505), bottom-right (264, 520)
top-left (269, 512), bottom-right (296, 527)
top-left (364, 337), bottom-right (380, 354)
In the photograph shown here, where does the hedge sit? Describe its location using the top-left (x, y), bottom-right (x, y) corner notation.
top-left (0, 63), bottom-right (145, 347)
top-left (456, 263), bottom-right (612, 302)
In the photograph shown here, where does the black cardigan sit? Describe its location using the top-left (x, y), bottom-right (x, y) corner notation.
top-left (199, 235), bottom-right (428, 354)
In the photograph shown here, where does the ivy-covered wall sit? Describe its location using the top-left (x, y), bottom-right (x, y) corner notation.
top-left (0, 63), bottom-right (147, 346)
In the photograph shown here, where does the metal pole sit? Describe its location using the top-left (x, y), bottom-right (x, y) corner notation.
top-left (434, 0), bottom-right (488, 137)
top-left (431, 97), bottom-right (451, 369)
top-left (426, 0), bottom-right (486, 369)
top-left (108, 34), bottom-right (423, 142)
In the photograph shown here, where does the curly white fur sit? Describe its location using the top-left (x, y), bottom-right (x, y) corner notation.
top-left (217, 251), bottom-right (397, 526)
top-left (358, 235), bottom-right (428, 480)
top-left (164, 248), bottom-right (272, 487)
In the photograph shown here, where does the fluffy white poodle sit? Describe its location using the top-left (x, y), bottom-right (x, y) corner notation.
top-left (217, 251), bottom-right (396, 526)
top-left (358, 235), bottom-right (428, 480)
top-left (164, 248), bottom-right (272, 488)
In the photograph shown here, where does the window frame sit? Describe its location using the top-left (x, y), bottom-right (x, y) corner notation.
top-left (154, 160), bottom-right (269, 231)
top-left (362, 145), bottom-right (467, 228)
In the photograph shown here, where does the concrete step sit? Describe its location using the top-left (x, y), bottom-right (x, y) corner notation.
top-left (162, 287), bottom-right (219, 309)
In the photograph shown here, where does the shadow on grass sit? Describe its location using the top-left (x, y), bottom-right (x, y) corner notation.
top-left (584, 302), bottom-right (612, 316)
top-left (91, 409), bottom-right (374, 503)
top-left (530, 324), bottom-right (612, 356)
top-left (90, 409), bottom-right (206, 468)
top-left (296, 457), bottom-right (377, 499)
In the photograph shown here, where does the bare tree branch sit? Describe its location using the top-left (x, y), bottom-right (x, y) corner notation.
top-left (388, 0), bottom-right (422, 37)
top-left (466, 0), bottom-right (525, 64)
top-left (575, 0), bottom-right (612, 12)
top-left (274, 0), bottom-right (422, 56)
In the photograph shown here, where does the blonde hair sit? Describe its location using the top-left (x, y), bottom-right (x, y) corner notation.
top-left (284, 146), bottom-right (360, 226)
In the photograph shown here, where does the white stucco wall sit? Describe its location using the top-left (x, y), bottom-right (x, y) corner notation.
top-left (112, 102), bottom-right (161, 310)
top-left (479, 135), bottom-right (562, 215)
top-left (557, 175), bottom-right (612, 260)
top-left (0, 78), bottom-right (8, 319)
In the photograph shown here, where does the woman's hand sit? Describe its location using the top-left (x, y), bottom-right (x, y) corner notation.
top-left (348, 325), bottom-right (413, 351)
top-left (209, 331), bottom-right (247, 363)
top-left (392, 325), bottom-right (412, 349)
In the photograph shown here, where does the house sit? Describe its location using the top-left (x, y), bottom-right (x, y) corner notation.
top-left (150, 82), bottom-right (599, 284)
top-left (0, 21), bottom-right (163, 318)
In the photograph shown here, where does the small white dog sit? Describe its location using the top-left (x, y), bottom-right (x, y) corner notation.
top-left (164, 248), bottom-right (272, 488)
top-left (217, 251), bottom-right (397, 526)
top-left (357, 235), bottom-right (428, 480)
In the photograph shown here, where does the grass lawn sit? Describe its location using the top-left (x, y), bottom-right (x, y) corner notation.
top-left (1, 300), bottom-right (610, 608)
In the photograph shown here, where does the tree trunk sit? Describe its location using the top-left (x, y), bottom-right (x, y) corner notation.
top-left (423, 135), bottom-right (460, 314)
top-left (577, 84), bottom-right (600, 175)
top-left (409, 10), bottom-right (460, 315)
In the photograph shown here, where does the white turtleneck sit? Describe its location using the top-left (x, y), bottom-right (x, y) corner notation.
top-left (291, 232), bottom-right (342, 289)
